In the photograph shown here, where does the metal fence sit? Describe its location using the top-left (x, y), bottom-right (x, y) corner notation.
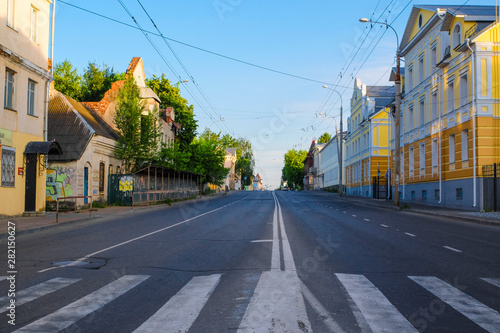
top-left (108, 166), bottom-right (202, 206)
top-left (482, 163), bottom-right (500, 211)
top-left (373, 176), bottom-right (391, 200)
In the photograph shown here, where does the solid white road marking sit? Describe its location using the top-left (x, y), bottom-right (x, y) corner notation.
top-left (482, 277), bottom-right (500, 289)
top-left (38, 201), bottom-right (238, 273)
top-left (133, 274), bottom-right (221, 333)
top-left (15, 275), bottom-right (149, 333)
top-left (251, 239), bottom-right (273, 243)
top-left (404, 232), bottom-right (416, 237)
top-left (0, 278), bottom-right (80, 312)
top-left (410, 276), bottom-right (500, 333)
top-left (380, 224), bottom-right (389, 228)
top-left (443, 246), bottom-right (462, 253)
top-left (271, 199), bottom-right (280, 271)
top-left (336, 273), bottom-right (418, 333)
top-left (300, 281), bottom-right (346, 333)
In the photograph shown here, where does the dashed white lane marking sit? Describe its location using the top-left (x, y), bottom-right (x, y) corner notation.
top-left (133, 274), bottom-right (221, 333)
top-left (352, 215), bottom-right (357, 217)
top-left (343, 211), bottom-right (347, 214)
top-left (410, 276), bottom-right (500, 333)
top-left (443, 246), bottom-right (462, 253)
top-left (482, 277), bottom-right (500, 289)
top-left (0, 276), bottom-right (7, 281)
top-left (364, 218), bottom-right (370, 222)
top-left (404, 232), bottom-right (416, 237)
top-left (380, 224), bottom-right (389, 228)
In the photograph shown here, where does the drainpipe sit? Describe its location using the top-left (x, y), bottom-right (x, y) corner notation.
top-left (438, 70), bottom-right (443, 204)
top-left (466, 38), bottom-right (477, 208)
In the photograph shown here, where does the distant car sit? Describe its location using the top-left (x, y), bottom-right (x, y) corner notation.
top-left (282, 187), bottom-right (289, 191)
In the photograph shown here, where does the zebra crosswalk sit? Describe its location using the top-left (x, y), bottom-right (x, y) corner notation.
top-left (3, 273), bottom-right (500, 332)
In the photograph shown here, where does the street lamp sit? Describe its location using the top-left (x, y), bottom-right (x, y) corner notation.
top-left (359, 18), bottom-right (401, 208)
top-left (208, 118), bottom-right (225, 140)
top-left (322, 86), bottom-right (343, 196)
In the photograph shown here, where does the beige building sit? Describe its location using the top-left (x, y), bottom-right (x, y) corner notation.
top-left (1, 0), bottom-right (59, 216)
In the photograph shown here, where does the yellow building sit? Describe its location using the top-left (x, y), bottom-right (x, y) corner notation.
top-left (1, 0), bottom-right (59, 216)
top-left (396, 5), bottom-right (499, 210)
top-left (345, 78), bottom-right (394, 198)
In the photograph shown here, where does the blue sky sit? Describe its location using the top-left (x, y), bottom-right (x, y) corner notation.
top-left (53, 0), bottom-right (493, 188)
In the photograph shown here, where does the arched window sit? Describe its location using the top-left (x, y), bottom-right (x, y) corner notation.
top-left (452, 24), bottom-right (461, 48)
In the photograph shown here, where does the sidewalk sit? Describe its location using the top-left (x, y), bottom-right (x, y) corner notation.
top-left (0, 191), bottom-right (232, 236)
top-left (319, 191), bottom-right (500, 226)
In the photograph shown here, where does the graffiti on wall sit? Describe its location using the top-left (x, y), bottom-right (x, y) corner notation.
top-left (46, 167), bottom-right (75, 201)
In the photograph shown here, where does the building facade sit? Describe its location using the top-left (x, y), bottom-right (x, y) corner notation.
top-left (318, 132), bottom-right (345, 191)
top-left (1, 0), bottom-right (58, 216)
top-left (396, 5), bottom-right (499, 210)
top-left (344, 78), bottom-right (394, 197)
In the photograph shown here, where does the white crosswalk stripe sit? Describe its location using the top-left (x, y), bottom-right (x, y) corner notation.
top-left (410, 276), bottom-right (500, 333)
top-left (0, 277), bottom-right (80, 312)
top-left (14, 275), bottom-right (149, 333)
top-left (336, 273), bottom-right (419, 333)
top-left (0, 276), bottom-right (7, 281)
top-left (133, 274), bottom-right (221, 333)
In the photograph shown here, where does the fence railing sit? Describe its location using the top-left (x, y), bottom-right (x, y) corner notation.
top-left (483, 163), bottom-right (500, 211)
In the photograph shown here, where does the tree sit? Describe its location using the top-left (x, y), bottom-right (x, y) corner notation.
top-left (318, 132), bottom-right (332, 144)
top-left (114, 76), bottom-right (159, 172)
top-left (190, 138), bottom-right (228, 185)
top-left (282, 149), bottom-right (307, 190)
top-left (155, 142), bottom-right (191, 172)
top-left (81, 62), bottom-right (124, 102)
top-left (53, 59), bottom-right (82, 100)
top-left (146, 74), bottom-right (197, 150)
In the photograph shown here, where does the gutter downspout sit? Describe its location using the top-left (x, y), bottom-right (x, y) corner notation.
top-left (466, 38), bottom-right (477, 208)
top-left (438, 70), bottom-right (443, 204)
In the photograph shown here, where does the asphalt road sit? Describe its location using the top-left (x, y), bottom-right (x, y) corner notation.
top-left (1, 190), bottom-right (500, 332)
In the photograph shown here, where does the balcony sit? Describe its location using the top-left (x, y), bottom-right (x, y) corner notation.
top-left (436, 46), bottom-right (451, 68)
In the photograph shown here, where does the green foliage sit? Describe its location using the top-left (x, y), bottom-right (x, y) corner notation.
top-left (236, 152), bottom-right (254, 187)
top-left (282, 149), bottom-right (307, 190)
top-left (190, 138), bottom-right (229, 185)
top-left (81, 62), bottom-right (124, 102)
top-left (114, 76), bottom-right (159, 172)
top-left (54, 59), bottom-right (82, 100)
top-left (146, 74), bottom-right (197, 150)
top-left (155, 142), bottom-right (191, 172)
top-left (318, 132), bottom-right (332, 144)
top-left (53, 60), bottom-right (124, 102)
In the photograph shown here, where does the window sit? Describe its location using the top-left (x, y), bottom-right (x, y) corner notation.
top-left (434, 189), bottom-right (440, 200)
top-left (4, 69), bottom-right (15, 109)
top-left (432, 139), bottom-right (438, 168)
top-left (420, 143), bottom-right (425, 173)
top-left (99, 162), bottom-right (105, 192)
top-left (447, 80), bottom-right (455, 113)
top-left (1, 147), bottom-right (15, 187)
top-left (408, 104), bottom-right (414, 131)
top-left (431, 91), bottom-right (438, 120)
top-left (453, 24), bottom-right (461, 49)
top-left (460, 74), bottom-right (468, 106)
top-left (418, 13), bottom-right (423, 29)
top-left (409, 146), bottom-right (414, 176)
top-left (461, 130), bottom-right (469, 161)
top-left (7, 0), bottom-right (15, 28)
top-left (30, 6), bottom-right (38, 42)
top-left (418, 55), bottom-right (425, 84)
top-left (411, 191), bottom-right (416, 200)
top-left (27, 79), bottom-right (36, 116)
top-left (422, 190), bottom-right (427, 200)
top-left (108, 164), bottom-right (114, 175)
top-left (117, 166), bottom-right (121, 174)
top-left (407, 65), bottom-right (413, 91)
top-left (419, 99), bottom-right (425, 126)
top-left (456, 188), bottom-right (463, 200)
top-left (430, 45), bottom-right (437, 70)
top-left (449, 134), bottom-right (455, 164)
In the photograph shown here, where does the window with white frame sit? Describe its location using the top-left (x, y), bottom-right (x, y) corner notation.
top-left (1, 147), bottom-right (15, 187)
top-left (4, 68), bottom-right (15, 110)
top-left (453, 24), bottom-right (461, 49)
top-left (408, 104), bottom-right (414, 131)
top-left (418, 54), bottom-right (425, 84)
top-left (461, 130), bottom-right (469, 161)
top-left (460, 74), bottom-right (468, 106)
top-left (419, 98), bottom-right (425, 126)
top-left (7, 0), bottom-right (15, 28)
top-left (27, 79), bottom-right (36, 116)
top-left (407, 64), bottom-right (413, 91)
top-left (432, 138), bottom-right (438, 168)
top-left (30, 6), bottom-right (38, 42)
top-left (449, 134), bottom-right (455, 164)
top-left (420, 142), bottom-right (425, 173)
top-left (447, 79), bottom-right (455, 113)
top-left (430, 44), bottom-right (437, 70)
top-left (431, 91), bottom-right (438, 120)
top-left (409, 146), bottom-right (414, 176)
